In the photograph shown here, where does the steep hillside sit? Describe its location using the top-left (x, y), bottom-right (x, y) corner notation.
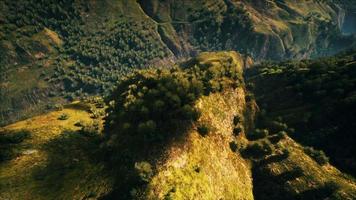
top-left (0, 0), bottom-right (173, 126)
top-left (1, 51), bottom-right (356, 199)
top-left (101, 51), bottom-right (356, 199)
top-left (1, 0), bottom-right (355, 126)
top-left (101, 51), bottom-right (254, 199)
top-left (246, 49), bottom-right (356, 177)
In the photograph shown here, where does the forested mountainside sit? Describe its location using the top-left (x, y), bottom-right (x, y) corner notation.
top-left (2, 51), bottom-right (356, 200)
top-left (246, 49), bottom-right (356, 178)
top-left (1, 0), bottom-right (356, 126)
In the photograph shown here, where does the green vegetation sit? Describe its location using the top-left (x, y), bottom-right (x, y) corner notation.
top-left (102, 51), bottom-right (247, 199)
top-left (188, 1), bottom-right (253, 52)
top-left (2, 50), bottom-right (356, 199)
top-left (0, 130), bottom-right (31, 161)
top-left (247, 49), bottom-right (356, 176)
top-left (0, 0), bottom-right (171, 125)
top-left (247, 129), bottom-right (269, 141)
top-left (105, 52), bottom-right (242, 146)
top-left (0, 102), bottom-right (111, 200)
top-left (1, 0), bottom-right (355, 126)
top-left (197, 124), bottom-right (209, 137)
top-left (58, 113), bottom-right (69, 120)
top-left (303, 146), bottom-right (329, 166)
top-left (242, 141), bottom-right (274, 159)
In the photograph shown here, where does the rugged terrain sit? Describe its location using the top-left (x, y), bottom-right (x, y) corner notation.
top-left (1, 52), bottom-right (356, 199)
top-left (1, 0), bottom-right (356, 125)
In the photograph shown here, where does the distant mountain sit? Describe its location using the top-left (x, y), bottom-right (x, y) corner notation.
top-left (1, 0), bottom-right (356, 125)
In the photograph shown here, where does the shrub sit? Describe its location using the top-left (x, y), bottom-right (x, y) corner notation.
top-left (0, 130), bottom-right (31, 144)
top-left (74, 120), bottom-right (85, 127)
top-left (245, 94), bottom-right (254, 102)
top-left (80, 122), bottom-right (100, 137)
top-left (233, 125), bottom-right (243, 136)
top-left (54, 104), bottom-right (64, 111)
top-left (268, 131), bottom-right (286, 144)
top-left (303, 146), bottom-right (329, 165)
top-left (135, 161), bottom-right (153, 183)
top-left (58, 113), bottom-right (69, 120)
top-left (242, 141), bottom-right (273, 158)
top-left (181, 104), bottom-right (200, 120)
top-left (267, 121), bottom-right (288, 133)
top-left (197, 124), bottom-right (209, 137)
top-left (233, 115), bottom-right (241, 125)
top-left (247, 129), bottom-right (269, 140)
top-left (229, 141), bottom-right (238, 152)
top-left (137, 120), bottom-right (157, 135)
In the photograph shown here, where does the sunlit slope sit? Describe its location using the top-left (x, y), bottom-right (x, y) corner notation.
top-left (0, 102), bottom-right (112, 200)
top-left (146, 65), bottom-right (253, 198)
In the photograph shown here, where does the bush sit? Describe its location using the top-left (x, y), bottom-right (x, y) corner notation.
top-left (242, 141), bottom-right (273, 158)
top-left (137, 120), bottom-right (157, 135)
top-left (247, 129), bottom-right (269, 140)
top-left (135, 161), bottom-right (153, 183)
top-left (54, 104), bottom-right (64, 111)
top-left (303, 146), bottom-right (329, 165)
top-left (233, 125), bottom-right (243, 136)
top-left (197, 124), bottom-right (209, 137)
top-left (80, 122), bottom-right (100, 137)
top-left (74, 120), bottom-right (85, 127)
top-left (58, 113), bottom-right (69, 120)
top-left (233, 115), bottom-right (241, 125)
top-left (0, 130), bottom-right (31, 144)
top-left (268, 131), bottom-right (286, 144)
top-left (229, 141), bottom-right (238, 152)
top-left (267, 121), bottom-right (288, 133)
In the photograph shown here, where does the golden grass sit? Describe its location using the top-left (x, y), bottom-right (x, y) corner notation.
top-left (0, 102), bottom-right (112, 200)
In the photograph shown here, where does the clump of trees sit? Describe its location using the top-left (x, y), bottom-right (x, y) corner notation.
top-left (105, 56), bottom-right (242, 146)
top-left (242, 140), bottom-right (274, 158)
top-left (247, 128), bottom-right (269, 140)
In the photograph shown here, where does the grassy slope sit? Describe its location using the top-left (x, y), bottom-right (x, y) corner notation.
top-left (0, 102), bottom-right (112, 200)
top-left (146, 52), bottom-right (253, 199)
top-left (252, 134), bottom-right (356, 200)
